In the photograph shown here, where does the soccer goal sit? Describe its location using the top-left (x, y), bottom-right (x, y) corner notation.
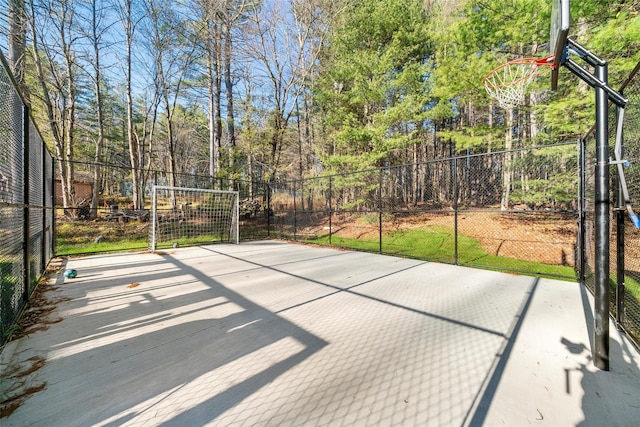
top-left (149, 186), bottom-right (239, 252)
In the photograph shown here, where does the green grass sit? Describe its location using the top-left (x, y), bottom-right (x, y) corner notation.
top-left (56, 220), bottom-right (149, 255)
top-left (307, 226), bottom-right (575, 279)
top-left (56, 216), bottom-right (270, 256)
top-left (607, 273), bottom-right (640, 310)
top-left (613, 275), bottom-right (640, 343)
top-left (56, 229), bottom-right (235, 255)
top-left (56, 217), bottom-right (576, 278)
top-left (57, 239), bottom-right (149, 255)
top-left (623, 275), bottom-right (640, 299)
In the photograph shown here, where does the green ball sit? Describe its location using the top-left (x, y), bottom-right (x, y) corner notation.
top-left (64, 269), bottom-right (77, 279)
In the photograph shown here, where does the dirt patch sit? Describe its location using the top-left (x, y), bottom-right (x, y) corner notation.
top-left (299, 211), bottom-right (577, 266)
top-left (431, 211), bottom-right (575, 266)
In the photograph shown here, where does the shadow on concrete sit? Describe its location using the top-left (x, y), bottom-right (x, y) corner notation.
top-left (6, 242), bottom-right (606, 426)
top-left (105, 254), bottom-right (329, 426)
top-left (204, 246), bottom-right (507, 338)
top-left (464, 278), bottom-right (540, 426)
top-left (6, 252), bottom-right (329, 426)
top-left (570, 283), bottom-right (640, 425)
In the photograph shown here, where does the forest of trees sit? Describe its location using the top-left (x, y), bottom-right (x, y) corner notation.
top-left (1, 0), bottom-right (639, 210)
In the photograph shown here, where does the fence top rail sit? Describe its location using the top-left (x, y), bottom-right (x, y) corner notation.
top-left (58, 158), bottom-right (265, 188)
top-left (274, 141), bottom-right (578, 186)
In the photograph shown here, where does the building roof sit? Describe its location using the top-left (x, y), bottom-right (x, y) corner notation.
top-left (55, 170), bottom-right (94, 184)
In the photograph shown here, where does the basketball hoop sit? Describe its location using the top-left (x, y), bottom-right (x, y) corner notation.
top-left (483, 56), bottom-right (555, 109)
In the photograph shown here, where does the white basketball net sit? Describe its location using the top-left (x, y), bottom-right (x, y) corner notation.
top-left (483, 59), bottom-right (543, 110)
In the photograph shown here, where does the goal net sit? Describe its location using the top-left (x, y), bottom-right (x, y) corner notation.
top-left (149, 186), bottom-right (239, 252)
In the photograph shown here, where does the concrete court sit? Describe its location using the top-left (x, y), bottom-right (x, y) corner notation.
top-left (1, 240), bottom-right (639, 426)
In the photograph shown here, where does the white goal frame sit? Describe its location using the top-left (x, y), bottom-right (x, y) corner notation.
top-left (149, 186), bottom-right (239, 252)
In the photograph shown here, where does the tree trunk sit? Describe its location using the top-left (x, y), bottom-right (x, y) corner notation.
top-left (207, 40), bottom-right (217, 178)
top-left (206, 18), bottom-right (221, 181)
top-left (90, 0), bottom-right (105, 216)
top-left (224, 19), bottom-right (235, 154)
top-left (214, 25), bottom-right (223, 181)
top-left (124, 0), bottom-right (142, 209)
top-left (296, 100), bottom-right (304, 180)
top-left (8, 0), bottom-right (26, 97)
top-left (28, 0), bottom-right (75, 208)
top-left (501, 108), bottom-right (514, 211)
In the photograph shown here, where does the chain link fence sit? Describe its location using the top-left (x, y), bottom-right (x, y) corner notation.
top-left (270, 143), bottom-right (579, 279)
top-left (0, 52), bottom-right (55, 344)
top-left (580, 61), bottom-right (640, 348)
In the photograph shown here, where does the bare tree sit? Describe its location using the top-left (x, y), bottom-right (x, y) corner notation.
top-left (191, 0), bottom-right (252, 180)
top-left (116, 0), bottom-right (145, 208)
top-left (8, 0), bottom-right (27, 96)
top-left (145, 0), bottom-right (198, 205)
top-left (201, 0), bottom-right (223, 178)
top-left (245, 0), bottom-right (308, 178)
top-left (220, 0), bottom-right (251, 176)
top-left (78, 0), bottom-right (111, 215)
top-left (28, 0), bottom-right (79, 208)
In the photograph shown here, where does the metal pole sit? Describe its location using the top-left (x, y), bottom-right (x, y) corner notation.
top-left (379, 169), bottom-right (383, 254)
top-left (616, 197), bottom-right (625, 329)
top-left (453, 157), bottom-right (459, 265)
top-left (266, 184), bottom-right (271, 237)
top-left (579, 139), bottom-right (586, 285)
top-left (293, 180), bottom-right (297, 241)
top-left (40, 122), bottom-right (49, 275)
top-left (594, 61), bottom-right (610, 371)
top-left (22, 104), bottom-right (30, 301)
top-left (151, 186), bottom-right (157, 252)
top-left (51, 155), bottom-right (56, 256)
top-left (235, 191), bottom-right (239, 244)
top-left (328, 176), bottom-right (332, 246)
top-left (616, 106), bottom-right (625, 328)
top-left (562, 37), bottom-right (630, 370)
top-left (41, 126), bottom-right (47, 272)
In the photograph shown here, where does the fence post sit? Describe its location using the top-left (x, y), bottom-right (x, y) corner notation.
top-left (266, 184), bottom-right (271, 237)
top-left (328, 176), bottom-right (332, 246)
top-left (293, 180), bottom-right (298, 241)
top-left (379, 168), bottom-right (383, 254)
top-left (616, 186), bottom-right (625, 329)
top-left (615, 105), bottom-right (625, 328)
top-left (594, 61), bottom-right (610, 371)
top-left (453, 157), bottom-right (459, 265)
top-left (41, 125), bottom-right (47, 272)
top-left (578, 139), bottom-right (586, 284)
top-left (51, 156), bottom-right (57, 256)
top-left (22, 104), bottom-right (30, 302)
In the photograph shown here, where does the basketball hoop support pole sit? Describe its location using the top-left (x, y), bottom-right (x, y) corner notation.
top-left (561, 37), bottom-right (629, 371)
top-left (594, 61), bottom-right (610, 371)
top-left (563, 39), bottom-right (628, 108)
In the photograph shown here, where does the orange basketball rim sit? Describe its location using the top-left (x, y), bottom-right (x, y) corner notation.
top-left (483, 56), bottom-right (555, 109)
